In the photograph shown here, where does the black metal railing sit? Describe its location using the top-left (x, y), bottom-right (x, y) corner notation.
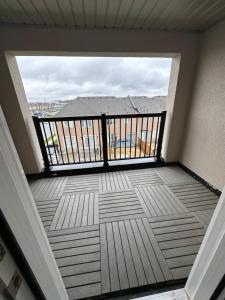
top-left (33, 111), bottom-right (166, 171)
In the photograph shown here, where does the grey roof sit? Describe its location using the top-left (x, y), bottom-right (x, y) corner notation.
top-left (55, 96), bottom-right (166, 117)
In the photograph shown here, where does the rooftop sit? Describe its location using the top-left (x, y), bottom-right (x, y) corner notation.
top-left (56, 96), bottom-right (166, 117)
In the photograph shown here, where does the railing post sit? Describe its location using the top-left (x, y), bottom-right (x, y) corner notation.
top-left (33, 117), bottom-right (50, 172)
top-left (101, 114), bottom-right (109, 167)
top-left (156, 111), bottom-right (167, 161)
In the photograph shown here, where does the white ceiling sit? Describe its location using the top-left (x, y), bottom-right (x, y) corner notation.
top-left (0, 0), bottom-right (225, 32)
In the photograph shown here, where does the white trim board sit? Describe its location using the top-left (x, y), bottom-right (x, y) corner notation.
top-left (0, 106), bottom-right (68, 300)
top-left (185, 184), bottom-right (225, 299)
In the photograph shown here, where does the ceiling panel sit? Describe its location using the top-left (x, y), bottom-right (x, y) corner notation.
top-left (0, 0), bottom-right (225, 32)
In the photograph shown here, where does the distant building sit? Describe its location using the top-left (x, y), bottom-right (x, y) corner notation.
top-left (51, 96), bottom-right (166, 162)
top-left (29, 100), bottom-right (71, 117)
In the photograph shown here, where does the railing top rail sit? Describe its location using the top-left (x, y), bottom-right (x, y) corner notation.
top-left (33, 111), bottom-right (166, 122)
top-left (35, 115), bottom-right (102, 122)
top-left (106, 111), bottom-right (166, 119)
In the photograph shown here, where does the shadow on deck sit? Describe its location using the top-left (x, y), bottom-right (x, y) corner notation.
top-left (29, 166), bottom-right (218, 300)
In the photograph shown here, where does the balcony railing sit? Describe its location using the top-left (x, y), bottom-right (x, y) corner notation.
top-left (33, 111), bottom-right (166, 171)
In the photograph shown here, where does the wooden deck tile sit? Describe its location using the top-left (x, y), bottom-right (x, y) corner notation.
top-left (149, 213), bottom-right (205, 280)
top-left (34, 198), bottom-right (60, 231)
top-left (99, 171), bottom-right (132, 192)
top-left (63, 174), bottom-right (99, 194)
top-left (100, 219), bottom-right (172, 294)
top-left (126, 169), bottom-right (164, 187)
top-left (49, 193), bottom-right (99, 230)
top-left (30, 177), bottom-right (67, 200)
top-left (49, 224), bottom-right (101, 300)
top-left (136, 185), bottom-right (187, 217)
top-left (169, 183), bottom-right (219, 212)
top-left (99, 190), bottom-right (146, 223)
top-left (193, 209), bottom-right (214, 229)
top-left (67, 283), bottom-right (101, 300)
top-left (156, 167), bottom-right (195, 185)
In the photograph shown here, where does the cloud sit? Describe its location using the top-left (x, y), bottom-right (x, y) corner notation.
top-left (16, 56), bottom-right (172, 102)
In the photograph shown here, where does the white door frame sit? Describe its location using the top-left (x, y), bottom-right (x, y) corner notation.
top-left (0, 107), bottom-right (68, 300)
top-left (185, 186), bottom-right (225, 299)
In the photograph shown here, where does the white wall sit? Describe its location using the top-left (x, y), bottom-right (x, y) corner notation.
top-left (181, 20), bottom-right (225, 191)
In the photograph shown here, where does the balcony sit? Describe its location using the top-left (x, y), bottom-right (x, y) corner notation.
top-left (1, 4), bottom-right (225, 299)
top-left (29, 165), bottom-right (219, 300)
top-left (33, 111), bottom-right (166, 173)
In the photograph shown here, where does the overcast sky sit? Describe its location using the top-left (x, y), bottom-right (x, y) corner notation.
top-left (16, 56), bottom-right (172, 103)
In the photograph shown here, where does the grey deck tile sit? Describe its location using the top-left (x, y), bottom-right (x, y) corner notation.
top-left (193, 210), bottom-right (214, 229)
top-left (67, 283), bottom-right (101, 300)
top-left (99, 189), bottom-right (146, 223)
top-left (63, 271), bottom-right (101, 288)
top-left (136, 185), bottom-right (187, 217)
top-left (30, 177), bottom-right (67, 200)
top-left (63, 174), bottom-right (99, 194)
top-left (126, 169), bottom-right (164, 187)
top-left (156, 167), bottom-right (195, 184)
top-left (99, 171), bottom-right (132, 192)
top-left (149, 213), bottom-right (205, 280)
top-left (169, 183), bottom-right (219, 212)
top-left (50, 193), bottom-right (99, 230)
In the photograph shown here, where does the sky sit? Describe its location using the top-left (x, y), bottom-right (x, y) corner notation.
top-left (16, 56), bottom-right (172, 103)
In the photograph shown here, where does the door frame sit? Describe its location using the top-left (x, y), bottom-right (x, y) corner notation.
top-left (185, 185), bottom-right (225, 299)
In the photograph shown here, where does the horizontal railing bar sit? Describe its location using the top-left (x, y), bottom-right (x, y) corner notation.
top-left (36, 112), bottom-right (164, 122)
top-left (49, 160), bottom-right (104, 166)
top-left (108, 156), bottom-right (157, 162)
top-left (49, 156), bottom-right (156, 166)
top-left (37, 115), bottom-right (102, 122)
top-left (105, 112), bottom-right (164, 119)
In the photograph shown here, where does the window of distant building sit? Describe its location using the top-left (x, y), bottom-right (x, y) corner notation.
top-left (140, 130), bottom-right (148, 141)
top-left (106, 119), bottom-right (115, 125)
top-left (64, 121), bottom-right (74, 128)
top-left (143, 117), bottom-right (149, 124)
top-left (65, 136), bottom-right (77, 149)
top-left (127, 132), bottom-right (136, 143)
top-left (125, 118), bottom-right (131, 124)
top-left (83, 135), bottom-right (95, 148)
top-left (140, 129), bottom-right (157, 142)
top-left (108, 133), bottom-right (116, 142)
top-left (81, 120), bottom-right (92, 128)
top-left (152, 130), bottom-right (157, 141)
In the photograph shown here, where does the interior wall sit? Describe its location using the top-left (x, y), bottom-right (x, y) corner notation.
top-left (0, 26), bottom-right (200, 172)
top-left (181, 20), bottom-right (225, 191)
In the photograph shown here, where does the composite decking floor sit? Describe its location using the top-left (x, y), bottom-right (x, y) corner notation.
top-left (29, 166), bottom-right (218, 300)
